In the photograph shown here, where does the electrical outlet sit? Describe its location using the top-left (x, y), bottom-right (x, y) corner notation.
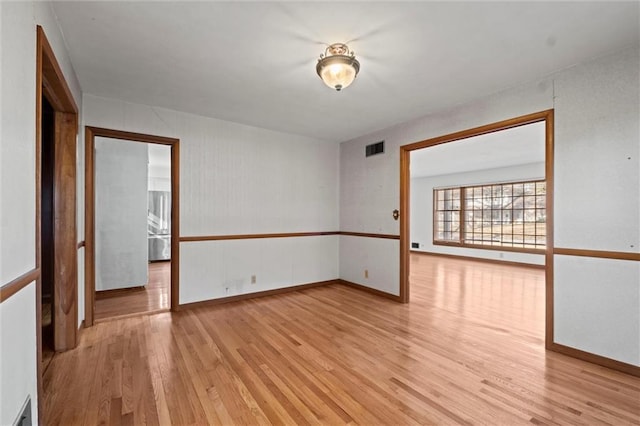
top-left (364, 269), bottom-right (369, 279)
top-left (251, 275), bottom-right (256, 284)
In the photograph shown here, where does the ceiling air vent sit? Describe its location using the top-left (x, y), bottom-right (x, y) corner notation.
top-left (365, 140), bottom-right (385, 157)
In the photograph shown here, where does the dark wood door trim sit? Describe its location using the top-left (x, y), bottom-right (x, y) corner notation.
top-left (544, 111), bottom-right (555, 349)
top-left (36, 25), bottom-right (79, 425)
top-left (52, 111), bottom-right (78, 350)
top-left (84, 126), bottom-right (180, 327)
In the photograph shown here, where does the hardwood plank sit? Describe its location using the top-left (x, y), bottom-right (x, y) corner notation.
top-left (43, 254), bottom-right (640, 425)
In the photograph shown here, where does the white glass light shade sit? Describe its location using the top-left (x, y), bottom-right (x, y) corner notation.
top-left (317, 57), bottom-right (359, 91)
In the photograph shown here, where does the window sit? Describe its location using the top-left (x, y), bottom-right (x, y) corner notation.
top-left (433, 188), bottom-right (461, 243)
top-left (434, 180), bottom-right (546, 251)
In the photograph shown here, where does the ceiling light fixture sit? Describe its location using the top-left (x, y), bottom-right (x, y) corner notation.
top-left (316, 43), bottom-right (360, 91)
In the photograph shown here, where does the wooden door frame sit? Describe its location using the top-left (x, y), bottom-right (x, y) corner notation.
top-left (399, 110), bottom-right (554, 347)
top-left (35, 25), bottom-right (79, 423)
top-left (84, 127), bottom-right (180, 326)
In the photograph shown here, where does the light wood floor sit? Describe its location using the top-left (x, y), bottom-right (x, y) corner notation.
top-left (43, 254), bottom-right (640, 425)
top-left (94, 261), bottom-right (170, 321)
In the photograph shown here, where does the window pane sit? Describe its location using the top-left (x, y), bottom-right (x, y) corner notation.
top-left (524, 182), bottom-right (535, 195)
top-left (524, 209), bottom-right (535, 222)
top-left (513, 196), bottom-right (524, 209)
top-left (465, 221), bottom-right (474, 233)
top-left (513, 209), bottom-right (523, 222)
top-left (536, 222), bottom-right (546, 235)
top-left (513, 184), bottom-right (524, 196)
top-left (525, 196), bottom-right (535, 208)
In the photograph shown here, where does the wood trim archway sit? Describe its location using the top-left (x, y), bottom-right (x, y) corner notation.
top-left (84, 127), bottom-right (180, 327)
top-left (36, 24), bottom-right (79, 423)
top-left (398, 110), bottom-right (555, 342)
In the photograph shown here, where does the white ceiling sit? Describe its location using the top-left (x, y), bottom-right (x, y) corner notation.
top-left (410, 121), bottom-right (545, 178)
top-left (52, 2), bottom-right (639, 143)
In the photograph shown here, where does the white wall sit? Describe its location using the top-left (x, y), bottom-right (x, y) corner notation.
top-left (339, 236), bottom-right (399, 295)
top-left (339, 46), bottom-right (639, 366)
top-left (181, 236), bottom-right (338, 304)
top-left (552, 47), bottom-right (639, 366)
top-left (555, 256), bottom-right (639, 365)
top-left (0, 2), bottom-right (82, 424)
top-left (83, 94), bottom-right (340, 304)
top-left (411, 163), bottom-right (545, 265)
top-left (95, 137), bottom-right (149, 291)
top-left (0, 285), bottom-right (37, 426)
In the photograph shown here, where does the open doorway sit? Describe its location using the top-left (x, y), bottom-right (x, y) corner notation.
top-left (93, 139), bottom-right (171, 321)
top-left (84, 128), bottom-right (179, 326)
top-left (399, 110), bottom-right (554, 346)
